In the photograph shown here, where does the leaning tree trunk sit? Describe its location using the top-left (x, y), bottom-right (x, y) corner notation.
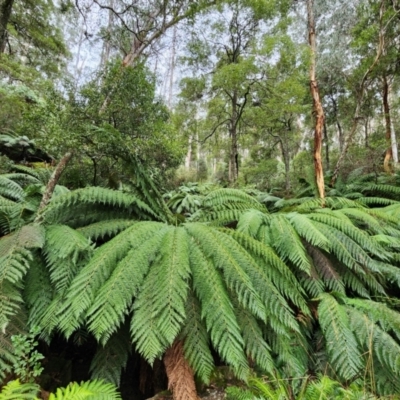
top-left (0, 0), bottom-right (14, 53)
top-left (307, 0), bottom-right (325, 199)
top-left (163, 340), bottom-right (200, 400)
top-left (35, 152), bottom-right (73, 222)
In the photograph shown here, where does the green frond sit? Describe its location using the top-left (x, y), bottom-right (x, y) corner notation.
top-left (188, 238), bottom-right (249, 379)
top-left (131, 227), bottom-right (190, 362)
top-left (225, 229), bottom-right (309, 321)
top-left (77, 220), bottom-right (137, 240)
top-left (48, 380), bottom-right (121, 400)
top-left (346, 305), bottom-right (400, 380)
top-left (0, 177), bottom-right (25, 202)
top-left (337, 208), bottom-right (390, 235)
top-left (226, 386), bottom-right (262, 400)
top-left (0, 379), bottom-right (39, 399)
top-left (236, 209), bottom-right (270, 238)
top-left (190, 209), bottom-right (245, 225)
top-left (90, 325), bottom-right (132, 386)
top-left (269, 215), bottom-right (311, 274)
top-left (1, 173), bottom-right (40, 186)
top-left (41, 187), bottom-right (162, 225)
top-left (182, 291), bottom-right (214, 384)
top-left (317, 293), bottom-right (362, 380)
top-left (345, 299), bottom-right (400, 341)
top-left (10, 165), bottom-right (42, 181)
top-left (185, 224), bottom-right (266, 321)
top-left (88, 225), bottom-right (170, 343)
top-left (356, 197), bottom-right (399, 206)
top-left (23, 257), bottom-right (53, 331)
top-left (310, 210), bottom-right (389, 260)
top-left (287, 213), bottom-right (330, 250)
top-left (269, 329), bottom-right (309, 378)
top-left (57, 222), bottom-right (162, 337)
top-left (202, 188), bottom-right (265, 212)
top-left (233, 302), bottom-right (275, 375)
top-left (44, 225), bottom-right (93, 292)
top-left (304, 243), bottom-right (344, 294)
top-left (0, 225), bottom-right (44, 329)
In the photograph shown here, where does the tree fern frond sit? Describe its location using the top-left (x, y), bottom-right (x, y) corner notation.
top-left (304, 243), bottom-right (344, 294)
top-left (202, 188), bottom-right (265, 212)
top-left (58, 222), bottom-right (163, 337)
top-left (0, 177), bottom-right (25, 202)
top-left (188, 239), bottom-right (249, 379)
top-left (77, 220), bottom-right (137, 240)
top-left (345, 299), bottom-right (400, 341)
top-left (0, 379), bottom-right (39, 399)
top-left (182, 291), bottom-right (214, 384)
top-left (0, 225), bottom-right (44, 329)
top-left (310, 211), bottom-right (389, 260)
top-left (236, 209), bottom-right (270, 238)
top-left (88, 225), bottom-right (170, 343)
top-left (190, 209), bottom-right (245, 225)
top-left (41, 187), bottom-right (161, 225)
top-left (287, 213), bottom-right (330, 251)
top-left (347, 305), bottom-right (400, 378)
top-left (44, 225), bottom-right (92, 292)
top-left (131, 227), bottom-right (190, 362)
top-left (233, 301), bottom-right (275, 375)
top-left (90, 324), bottom-right (132, 386)
top-left (269, 215), bottom-right (311, 274)
top-left (185, 224), bottom-right (266, 321)
top-left (224, 229), bottom-right (309, 321)
top-left (48, 380), bottom-right (121, 400)
top-left (23, 256), bottom-right (53, 330)
top-left (317, 293), bottom-right (362, 380)
top-left (357, 197), bottom-right (399, 206)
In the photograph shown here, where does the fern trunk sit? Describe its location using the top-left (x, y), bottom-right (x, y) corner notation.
top-left (163, 340), bottom-right (200, 400)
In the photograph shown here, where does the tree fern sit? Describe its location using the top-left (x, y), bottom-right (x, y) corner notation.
top-left (48, 380), bottom-right (121, 400)
top-left (0, 225), bottom-right (45, 331)
top-left (317, 293), bottom-right (362, 380)
top-left (0, 379), bottom-right (39, 400)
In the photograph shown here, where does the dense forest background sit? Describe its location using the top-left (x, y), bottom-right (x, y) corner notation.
top-left (2, 0), bottom-right (400, 399)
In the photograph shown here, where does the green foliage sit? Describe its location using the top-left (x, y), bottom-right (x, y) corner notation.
top-left (0, 379), bottom-right (121, 400)
top-left (0, 379), bottom-right (39, 400)
top-left (9, 327), bottom-right (44, 383)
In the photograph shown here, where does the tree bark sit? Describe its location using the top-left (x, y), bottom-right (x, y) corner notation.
top-left (383, 75), bottom-right (393, 172)
top-left (307, 0), bottom-right (325, 199)
top-left (35, 152), bottom-right (73, 221)
top-left (163, 340), bottom-right (200, 400)
top-left (228, 90), bottom-right (239, 184)
top-left (0, 0), bottom-right (14, 53)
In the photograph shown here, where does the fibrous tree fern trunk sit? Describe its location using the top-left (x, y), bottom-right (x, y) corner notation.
top-left (163, 340), bottom-right (200, 400)
top-left (307, 0), bottom-right (325, 199)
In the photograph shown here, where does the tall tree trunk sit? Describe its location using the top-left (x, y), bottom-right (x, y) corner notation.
top-left (185, 135), bottom-right (193, 170)
top-left (383, 75), bottom-right (393, 172)
top-left (101, 0), bottom-right (115, 66)
top-left (307, 0), bottom-right (325, 199)
top-left (168, 25), bottom-right (177, 108)
top-left (228, 91), bottom-right (239, 184)
top-left (0, 0), bottom-right (14, 53)
top-left (163, 341), bottom-right (200, 400)
top-left (323, 122), bottom-right (330, 171)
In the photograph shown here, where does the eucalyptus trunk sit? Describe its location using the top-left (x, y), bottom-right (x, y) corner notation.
top-left (307, 0), bottom-right (325, 199)
top-left (0, 0), bottom-right (14, 53)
